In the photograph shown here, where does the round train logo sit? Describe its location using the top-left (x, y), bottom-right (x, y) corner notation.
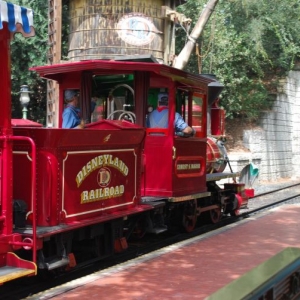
top-left (97, 167), bottom-right (111, 187)
top-left (117, 14), bottom-right (161, 46)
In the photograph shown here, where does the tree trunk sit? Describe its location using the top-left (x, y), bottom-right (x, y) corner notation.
top-left (172, 0), bottom-right (219, 70)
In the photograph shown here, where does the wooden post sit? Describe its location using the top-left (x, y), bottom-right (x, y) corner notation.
top-left (47, 0), bottom-right (62, 128)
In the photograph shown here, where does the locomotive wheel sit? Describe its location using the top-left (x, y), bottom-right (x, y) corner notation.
top-left (132, 218), bottom-right (147, 239)
top-left (230, 209), bottom-right (240, 217)
top-left (132, 228), bottom-right (146, 239)
top-left (182, 200), bottom-right (197, 233)
top-left (183, 214), bottom-right (197, 232)
top-left (209, 208), bottom-right (222, 224)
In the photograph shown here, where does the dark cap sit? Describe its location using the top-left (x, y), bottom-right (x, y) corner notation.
top-left (158, 92), bottom-right (168, 106)
top-left (65, 89), bottom-right (79, 101)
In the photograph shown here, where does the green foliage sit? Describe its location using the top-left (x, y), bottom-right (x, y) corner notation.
top-left (10, 0), bottom-right (48, 123)
top-left (177, 0), bottom-right (300, 119)
top-left (9, 0), bottom-right (69, 124)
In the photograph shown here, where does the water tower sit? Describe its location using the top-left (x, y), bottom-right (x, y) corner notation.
top-left (67, 0), bottom-right (189, 64)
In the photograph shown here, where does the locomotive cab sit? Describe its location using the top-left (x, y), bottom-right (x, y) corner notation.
top-left (143, 85), bottom-right (208, 198)
top-left (31, 61), bottom-right (222, 204)
top-left (50, 63), bottom-right (221, 200)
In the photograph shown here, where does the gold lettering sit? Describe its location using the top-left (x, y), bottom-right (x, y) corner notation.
top-left (80, 185), bottom-right (125, 203)
top-left (177, 164), bottom-right (188, 170)
top-left (104, 188), bottom-right (110, 197)
top-left (114, 157), bottom-right (119, 167)
top-left (123, 166), bottom-right (128, 176)
top-left (91, 157), bottom-right (98, 169)
top-left (99, 188), bottom-right (104, 198)
top-left (103, 154), bottom-right (109, 165)
top-left (81, 191), bottom-right (89, 202)
top-left (119, 160), bottom-right (124, 172)
top-left (76, 171), bottom-right (84, 186)
top-left (82, 165), bottom-right (87, 176)
top-left (76, 155), bottom-right (129, 186)
top-left (189, 164), bottom-right (200, 169)
top-left (115, 185), bottom-right (119, 195)
top-left (87, 161), bottom-right (92, 173)
top-left (110, 187), bottom-right (115, 195)
top-left (89, 189), bottom-right (95, 200)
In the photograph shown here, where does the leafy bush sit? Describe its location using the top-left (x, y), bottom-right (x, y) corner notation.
top-left (10, 0), bottom-right (69, 124)
top-left (177, 0), bottom-right (300, 119)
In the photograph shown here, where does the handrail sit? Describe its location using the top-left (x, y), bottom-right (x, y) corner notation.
top-left (4, 136), bottom-right (37, 263)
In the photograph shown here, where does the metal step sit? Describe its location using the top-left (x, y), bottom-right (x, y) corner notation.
top-left (0, 266), bottom-right (35, 284)
top-left (150, 226), bottom-right (168, 234)
top-left (147, 225), bottom-right (168, 234)
top-left (45, 257), bottom-right (69, 270)
top-left (0, 252), bottom-right (36, 284)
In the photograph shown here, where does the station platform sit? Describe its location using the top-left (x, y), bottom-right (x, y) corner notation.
top-left (27, 204), bottom-right (300, 300)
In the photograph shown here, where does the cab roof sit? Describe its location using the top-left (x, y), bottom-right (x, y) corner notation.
top-left (31, 59), bottom-right (223, 99)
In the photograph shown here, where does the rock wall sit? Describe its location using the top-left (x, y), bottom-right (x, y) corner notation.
top-left (226, 70), bottom-right (300, 183)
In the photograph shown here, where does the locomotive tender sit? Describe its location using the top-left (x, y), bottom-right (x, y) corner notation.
top-left (0, 2), bottom-right (248, 284)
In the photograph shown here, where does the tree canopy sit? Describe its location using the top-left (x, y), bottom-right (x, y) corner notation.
top-left (10, 0), bottom-right (69, 122)
top-left (9, 0), bottom-right (300, 123)
top-left (177, 0), bottom-right (300, 118)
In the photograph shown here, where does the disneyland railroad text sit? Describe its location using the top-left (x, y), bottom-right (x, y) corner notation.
top-left (81, 185), bottom-right (124, 203)
top-left (76, 154), bottom-right (129, 187)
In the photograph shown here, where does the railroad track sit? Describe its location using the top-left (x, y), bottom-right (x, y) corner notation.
top-left (241, 182), bottom-right (300, 215)
top-left (2, 183), bottom-right (300, 300)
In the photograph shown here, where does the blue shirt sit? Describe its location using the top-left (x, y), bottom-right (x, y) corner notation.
top-left (62, 105), bottom-right (81, 129)
top-left (147, 108), bottom-right (188, 132)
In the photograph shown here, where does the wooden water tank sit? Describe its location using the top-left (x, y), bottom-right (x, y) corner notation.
top-left (69, 0), bottom-right (167, 63)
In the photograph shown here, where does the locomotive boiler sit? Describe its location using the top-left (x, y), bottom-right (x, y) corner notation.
top-left (0, 1), bottom-right (249, 285)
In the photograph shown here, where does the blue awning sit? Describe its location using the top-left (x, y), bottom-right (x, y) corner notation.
top-left (0, 0), bottom-right (34, 37)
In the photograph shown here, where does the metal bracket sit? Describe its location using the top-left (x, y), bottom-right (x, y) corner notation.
top-left (161, 6), bottom-right (191, 25)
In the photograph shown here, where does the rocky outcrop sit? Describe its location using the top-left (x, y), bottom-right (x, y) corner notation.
top-left (226, 70), bottom-right (300, 182)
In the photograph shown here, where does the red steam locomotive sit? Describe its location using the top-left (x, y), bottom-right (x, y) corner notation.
top-left (0, 2), bottom-right (248, 284)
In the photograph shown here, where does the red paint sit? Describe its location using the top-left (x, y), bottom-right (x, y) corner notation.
top-left (0, 23), bottom-right (13, 234)
top-left (245, 188), bottom-right (255, 198)
top-left (12, 122), bottom-right (146, 226)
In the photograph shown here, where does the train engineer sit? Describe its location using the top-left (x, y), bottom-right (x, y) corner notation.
top-left (62, 89), bottom-right (82, 129)
top-left (147, 92), bottom-right (195, 136)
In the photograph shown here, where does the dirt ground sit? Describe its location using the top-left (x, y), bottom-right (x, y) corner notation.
top-left (224, 118), bottom-right (259, 152)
